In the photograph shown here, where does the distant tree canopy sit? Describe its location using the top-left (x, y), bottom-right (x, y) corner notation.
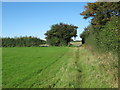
top-left (45, 23), bottom-right (78, 46)
top-left (2, 36), bottom-right (46, 47)
top-left (80, 2), bottom-right (120, 53)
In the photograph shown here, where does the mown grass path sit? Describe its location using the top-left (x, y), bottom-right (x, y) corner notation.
top-left (2, 47), bottom-right (117, 88)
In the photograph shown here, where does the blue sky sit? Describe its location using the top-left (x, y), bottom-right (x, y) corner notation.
top-left (2, 2), bottom-right (91, 40)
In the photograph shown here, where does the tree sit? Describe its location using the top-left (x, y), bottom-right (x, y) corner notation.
top-left (45, 23), bottom-right (78, 46)
top-left (80, 2), bottom-right (120, 28)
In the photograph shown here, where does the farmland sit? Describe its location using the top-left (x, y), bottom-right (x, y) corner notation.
top-left (2, 47), bottom-right (118, 88)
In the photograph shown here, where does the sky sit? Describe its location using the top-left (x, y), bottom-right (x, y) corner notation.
top-left (2, 2), bottom-right (91, 40)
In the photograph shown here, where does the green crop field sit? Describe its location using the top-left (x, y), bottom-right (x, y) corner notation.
top-left (2, 47), bottom-right (118, 88)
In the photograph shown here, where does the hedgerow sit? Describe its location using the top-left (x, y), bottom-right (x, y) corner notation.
top-left (82, 16), bottom-right (119, 53)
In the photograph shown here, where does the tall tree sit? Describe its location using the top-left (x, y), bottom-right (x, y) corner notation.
top-left (45, 23), bottom-right (78, 46)
top-left (80, 2), bottom-right (120, 28)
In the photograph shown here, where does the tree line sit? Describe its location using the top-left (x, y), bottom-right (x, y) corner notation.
top-left (80, 2), bottom-right (120, 53)
top-left (1, 36), bottom-right (46, 47)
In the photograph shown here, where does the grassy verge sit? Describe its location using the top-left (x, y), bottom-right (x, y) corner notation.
top-left (77, 47), bottom-right (118, 88)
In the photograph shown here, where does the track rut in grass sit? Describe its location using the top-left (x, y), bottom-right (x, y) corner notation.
top-left (44, 47), bottom-right (83, 88)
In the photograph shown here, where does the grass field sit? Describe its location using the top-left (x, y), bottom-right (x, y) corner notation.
top-left (2, 47), bottom-right (118, 88)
